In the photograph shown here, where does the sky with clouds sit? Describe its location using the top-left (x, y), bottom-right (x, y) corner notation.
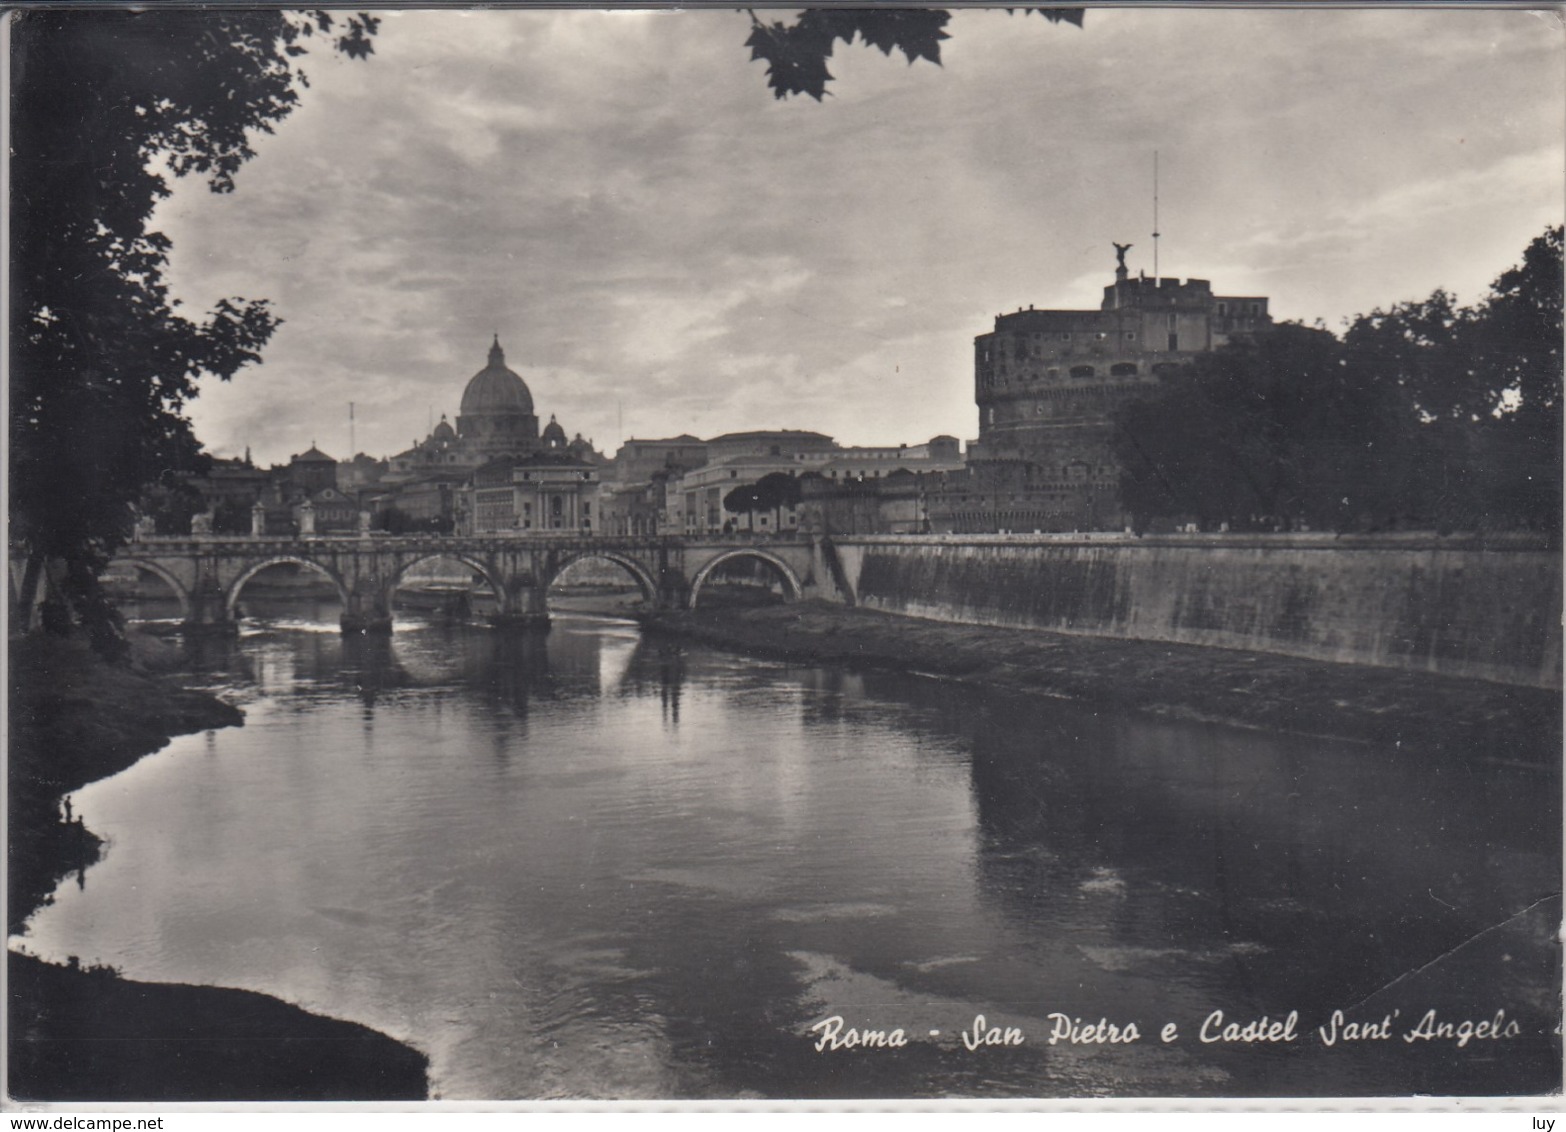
top-left (152, 7), bottom-right (1564, 467)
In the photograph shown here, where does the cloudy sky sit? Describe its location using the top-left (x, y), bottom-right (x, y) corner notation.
top-left (154, 6), bottom-right (1563, 467)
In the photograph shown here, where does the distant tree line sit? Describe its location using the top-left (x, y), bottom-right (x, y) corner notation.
top-left (1111, 227), bottom-right (1562, 537)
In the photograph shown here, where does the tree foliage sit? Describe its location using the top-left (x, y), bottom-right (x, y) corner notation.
top-left (141, 477), bottom-right (210, 538)
top-left (745, 7), bottom-right (1083, 100)
top-left (10, 9), bottom-right (378, 652)
top-left (212, 499), bottom-right (257, 536)
top-left (723, 472), bottom-right (803, 530)
top-left (374, 506), bottom-right (451, 536)
top-left (754, 471), bottom-right (804, 526)
top-left (723, 482), bottom-right (766, 519)
top-left (1112, 227), bottom-right (1564, 536)
top-left (1114, 324), bottom-right (1411, 532)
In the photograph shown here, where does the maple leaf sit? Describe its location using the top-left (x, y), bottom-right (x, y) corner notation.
top-left (1007, 8), bottom-right (1087, 28)
top-left (745, 18), bottom-right (837, 100)
top-left (851, 9), bottom-right (950, 65)
top-left (745, 7), bottom-right (1082, 100)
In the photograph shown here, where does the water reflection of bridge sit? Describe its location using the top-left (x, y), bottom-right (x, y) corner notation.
top-left (104, 534), bottom-right (826, 634)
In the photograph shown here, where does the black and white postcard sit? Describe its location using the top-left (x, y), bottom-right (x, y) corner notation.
top-left (8, 3), bottom-right (1562, 1108)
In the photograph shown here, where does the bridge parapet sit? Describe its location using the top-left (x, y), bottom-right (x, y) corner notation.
top-left (126, 534), bottom-right (684, 554)
top-left (125, 532), bottom-right (822, 550)
top-left (110, 533), bottom-right (825, 635)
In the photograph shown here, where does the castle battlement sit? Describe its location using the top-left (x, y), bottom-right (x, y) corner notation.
top-left (947, 249), bottom-right (1275, 533)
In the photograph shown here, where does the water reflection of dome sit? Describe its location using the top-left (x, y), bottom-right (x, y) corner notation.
top-left (460, 335), bottom-right (534, 416)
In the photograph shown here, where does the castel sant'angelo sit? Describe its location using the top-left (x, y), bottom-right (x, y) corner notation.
top-left (932, 246), bottom-right (1272, 533)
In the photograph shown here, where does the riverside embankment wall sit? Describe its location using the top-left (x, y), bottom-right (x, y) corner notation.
top-left (822, 533), bottom-right (1561, 689)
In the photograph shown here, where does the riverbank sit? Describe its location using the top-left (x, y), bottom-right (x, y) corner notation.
top-left (8, 631), bottom-right (430, 1102)
top-left (639, 602), bottom-right (1560, 762)
top-left (9, 952), bottom-right (428, 1102)
top-left (9, 633), bottom-right (246, 934)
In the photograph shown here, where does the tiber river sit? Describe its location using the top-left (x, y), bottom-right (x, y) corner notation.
top-left (15, 599), bottom-right (1562, 1100)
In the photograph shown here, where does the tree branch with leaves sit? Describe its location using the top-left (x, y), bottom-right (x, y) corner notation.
top-left (744, 7), bottom-right (1082, 100)
top-left (10, 9), bottom-right (378, 653)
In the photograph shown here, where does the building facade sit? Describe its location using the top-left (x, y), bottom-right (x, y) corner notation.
top-left (609, 436), bottom-right (709, 483)
top-left (793, 437), bottom-right (966, 535)
top-left (464, 453), bottom-right (600, 534)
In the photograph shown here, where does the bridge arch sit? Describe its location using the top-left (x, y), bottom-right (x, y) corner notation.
top-left (122, 560), bottom-right (193, 620)
top-left (226, 556), bottom-right (350, 616)
top-left (688, 548), bottom-right (803, 609)
top-left (545, 551), bottom-right (659, 605)
top-left (388, 551), bottom-right (506, 607)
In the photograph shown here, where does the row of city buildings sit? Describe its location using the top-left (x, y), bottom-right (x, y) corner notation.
top-left (165, 250), bottom-right (1271, 538)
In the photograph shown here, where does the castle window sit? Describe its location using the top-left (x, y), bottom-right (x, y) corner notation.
top-left (1251, 303), bottom-right (1261, 316)
top-left (1218, 302), bottom-right (1228, 315)
top-left (1069, 365), bottom-right (1095, 379)
top-left (1125, 331), bottom-right (1136, 340)
top-left (1110, 363), bottom-right (1138, 377)
top-left (1059, 332), bottom-right (1071, 340)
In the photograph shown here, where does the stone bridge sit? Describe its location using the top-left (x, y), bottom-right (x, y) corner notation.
top-left (105, 533), bottom-right (830, 634)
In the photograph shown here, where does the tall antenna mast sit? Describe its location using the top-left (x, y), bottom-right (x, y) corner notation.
top-left (1152, 150), bottom-right (1161, 286)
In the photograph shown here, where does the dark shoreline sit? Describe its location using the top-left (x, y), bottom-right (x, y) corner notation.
top-left (638, 601), bottom-right (1561, 764)
top-left (8, 631), bottom-right (430, 1103)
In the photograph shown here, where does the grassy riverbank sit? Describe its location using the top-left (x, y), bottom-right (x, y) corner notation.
top-left (640, 602), bottom-right (1560, 763)
top-left (8, 632), bottom-right (430, 1102)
